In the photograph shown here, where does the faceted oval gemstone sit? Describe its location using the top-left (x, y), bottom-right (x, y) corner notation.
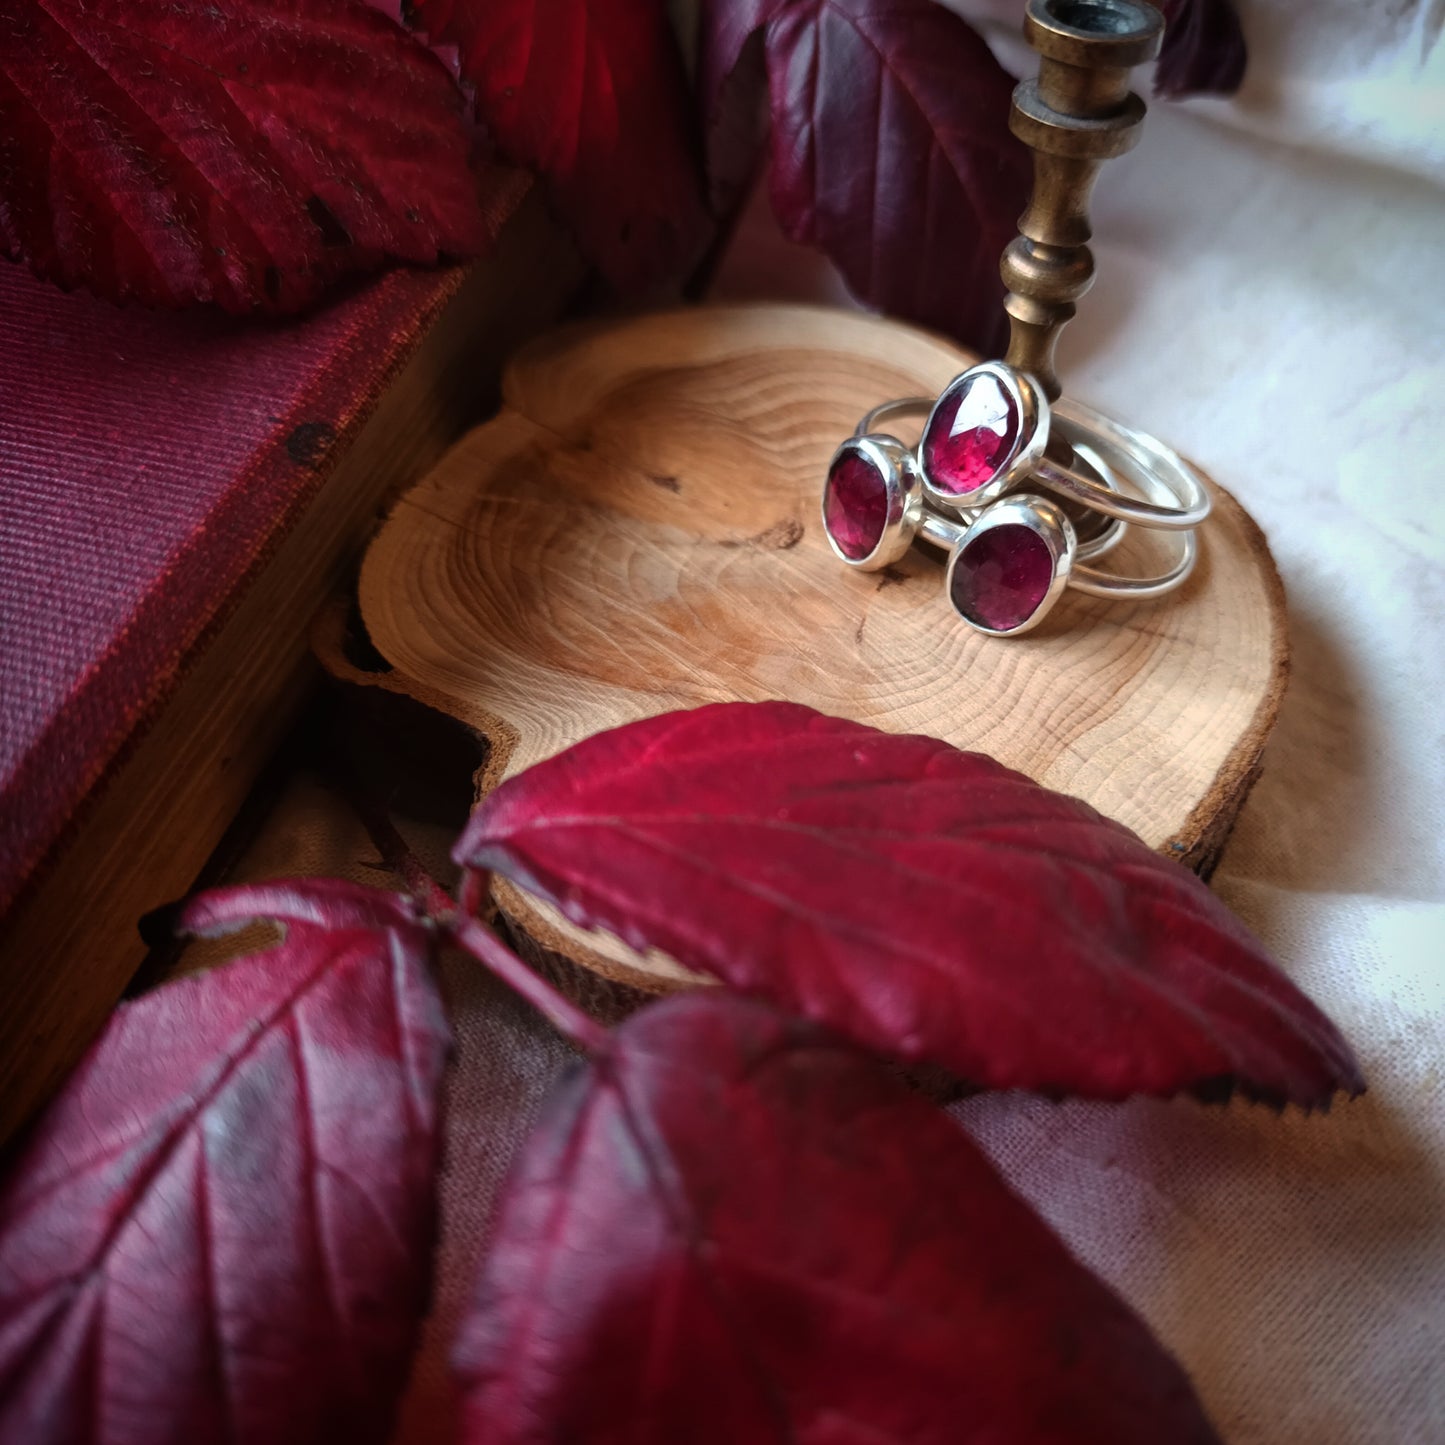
top-left (949, 523), bottom-right (1055, 632)
top-left (921, 372), bottom-right (1020, 496)
top-left (823, 449), bottom-right (890, 560)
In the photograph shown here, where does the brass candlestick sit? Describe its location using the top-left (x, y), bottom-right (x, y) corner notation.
top-left (1001, 0), bottom-right (1164, 403)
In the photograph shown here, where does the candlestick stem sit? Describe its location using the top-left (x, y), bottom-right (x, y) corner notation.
top-left (1002, 0), bottom-right (1164, 403)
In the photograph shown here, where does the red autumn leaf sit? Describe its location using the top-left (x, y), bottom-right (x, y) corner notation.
top-left (0, 0), bottom-right (489, 314)
top-left (403, 0), bottom-right (708, 290)
top-left (696, 0), bottom-right (774, 214)
top-left (700, 0), bottom-right (1031, 355)
top-left (0, 878), bottom-right (450, 1445)
top-left (456, 701), bottom-right (1363, 1107)
top-left (453, 991), bottom-right (1223, 1443)
top-left (1155, 0), bottom-right (1247, 98)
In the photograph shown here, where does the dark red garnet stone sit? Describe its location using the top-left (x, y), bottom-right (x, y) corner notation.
top-left (949, 523), bottom-right (1055, 631)
top-left (921, 372), bottom-right (1020, 496)
top-left (824, 450), bottom-right (890, 560)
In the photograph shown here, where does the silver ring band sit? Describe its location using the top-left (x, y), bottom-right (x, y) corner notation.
top-left (940, 492), bottom-right (1197, 636)
top-left (1054, 395), bottom-right (1211, 532)
top-left (1072, 531), bottom-right (1197, 599)
top-left (855, 397), bottom-right (931, 437)
top-left (910, 491), bottom-right (1195, 604)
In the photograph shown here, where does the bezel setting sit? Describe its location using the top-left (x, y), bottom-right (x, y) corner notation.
top-left (944, 493), bottom-right (1076, 637)
top-left (821, 434), bottom-right (923, 570)
top-left (918, 362), bottom-right (1049, 512)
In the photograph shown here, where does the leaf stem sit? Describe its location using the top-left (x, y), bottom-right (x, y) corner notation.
top-left (342, 767), bottom-right (609, 1054)
top-left (459, 867), bottom-right (489, 920)
top-left (327, 752), bottom-right (438, 894)
top-left (445, 913), bottom-right (611, 1055)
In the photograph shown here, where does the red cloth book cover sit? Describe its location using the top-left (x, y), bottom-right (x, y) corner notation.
top-left (0, 256), bottom-right (481, 918)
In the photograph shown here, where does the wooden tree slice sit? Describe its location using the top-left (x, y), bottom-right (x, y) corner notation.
top-left (348, 304), bottom-right (1287, 994)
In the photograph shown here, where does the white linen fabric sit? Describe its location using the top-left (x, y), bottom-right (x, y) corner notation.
top-left (717, 2), bottom-right (1445, 1437)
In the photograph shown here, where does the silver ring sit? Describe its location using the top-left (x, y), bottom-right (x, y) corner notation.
top-left (820, 432), bottom-right (922, 571)
top-left (827, 372), bottom-right (1206, 636)
top-left (916, 437), bottom-right (1128, 566)
top-left (942, 492), bottom-right (1196, 637)
top-left (1054, 394), bottom-right (1211, 534)
top-left (860, 363), bottom-right (1210, 531)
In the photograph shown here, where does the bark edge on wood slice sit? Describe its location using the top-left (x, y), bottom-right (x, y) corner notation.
top-left (328, 305), bottom-right (1288, 998)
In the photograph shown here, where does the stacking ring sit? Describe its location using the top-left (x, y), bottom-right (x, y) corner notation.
top-left (940, 492), bottom-right (1196, 637)
top-left (822, 361), bottom-right (1209, 636)
top-left (858, 360), bottom-right (1209, 531)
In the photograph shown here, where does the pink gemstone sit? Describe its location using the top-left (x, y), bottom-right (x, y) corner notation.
top-left (824, 450), bottom-right (890, 560)
top-left (950, 523), bottom-right (1055, 631)
top-left (921, 372), bottom-right (1020, 495)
